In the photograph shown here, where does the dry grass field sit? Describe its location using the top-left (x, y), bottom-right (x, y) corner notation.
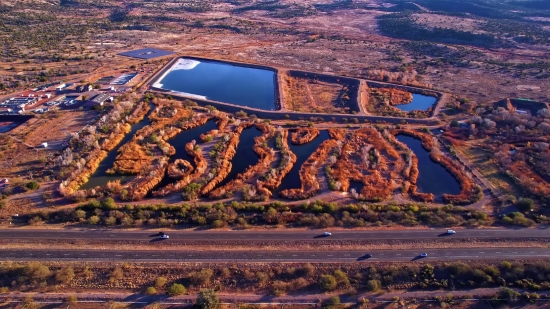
top-left (282, 73), bottom-right (355, 114)
top-left (455, 143), bottom-right (522, 197)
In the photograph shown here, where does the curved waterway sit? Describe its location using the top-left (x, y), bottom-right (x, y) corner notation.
top-left (394, 93), bottom-right (437, 112)
top-left (81, 103), bottom-right (155, 189)
top-left (396, 135), bottom-right (461, 199)
top-left (214, 127), bottom-right (263, 189)
top-left (275, 130), bottom-right (330, 195)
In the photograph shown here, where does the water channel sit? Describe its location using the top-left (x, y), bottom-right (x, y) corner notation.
top-left (214, 127), bottom-right (263, 189)
top-left (80, 103), bottom-right (154, 189)
top-left (396, 134), bottom-right (461, 198)
top-left (394, 93), bottom-right (437, 112)
top-left (275, 130), bottom-right (330, 195)
top-left (154, 58), bottom-right (277, 110)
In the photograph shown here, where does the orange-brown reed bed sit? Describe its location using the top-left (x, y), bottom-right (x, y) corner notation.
top-left (330, 127), bottom-right (402, 201)
top-left (127, 101), bottom-right (151, 125)
top-left (215, 114), bottom-right (229, 132)
top-left (201, 122), bottom-right (253, 195)
top-left (209, 123), bottom-right (277, 200)
top-left (280, 138), bottom-right (338, 200)
top-left (391, 129), bottom-right (480, 205)
top-left (200, 129), bottom-right (219, 143)
top-left (100, 123), bottom-right (131, 152)
top-left (109, 142), bottom-right (152, 175)
top-left (166, 159), bottom-right (194, 179)
top-left (257, 129), bottom-right (297, 192)
top-left (62, 102), bottom-right (151, 196)
top-left (123, 160), bottom-right (168, 201)
top-left (328, 128), bottom-right (347, 140)
top-left (152, 141), bottom-right (207, 197)
top-left (291, 128), bottom-right (320, 145)
top-left (375, 88), bottom-right (413, 106)
top-left (61, 149), bottom-right (108, 196)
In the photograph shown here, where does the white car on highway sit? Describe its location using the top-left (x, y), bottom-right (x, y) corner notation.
top-left (161, 235), bottom-right (169, 239)
top-left (446, 230), bottom-right (456, 235)
top-left (323, 232), bottom-right (332, 236)
top-left (420, 253), bottom-right (428, 257)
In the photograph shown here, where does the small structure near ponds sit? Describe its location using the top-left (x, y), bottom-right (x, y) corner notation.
top-left (119, 48), bottom-right (175, 60)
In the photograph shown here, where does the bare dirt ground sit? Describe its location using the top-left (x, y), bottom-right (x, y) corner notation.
top-left (282, 74), bottom-right (350, 114)
top-left (0, 111), bottom-right (98, 180)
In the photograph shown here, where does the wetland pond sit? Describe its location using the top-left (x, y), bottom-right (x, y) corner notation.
top-left (214, 127), bottom-right (263, 189)
top-left (396, 135), bottom-right (461, 199)
top-left (276, 130), bottom-right (330, 195)
top-left (395, 94), bottom-right (437, 112)
top-left (154, 58), bottom-right (277, 110)
top-left (81, 103), bottom-right (154, 189)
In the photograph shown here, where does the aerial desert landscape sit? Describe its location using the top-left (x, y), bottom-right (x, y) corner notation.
top-left (0, 0), bottom-right (549, 307)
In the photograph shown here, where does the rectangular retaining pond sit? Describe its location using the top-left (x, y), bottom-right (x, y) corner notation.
top-left (153, 58), bottom-right (277, 111)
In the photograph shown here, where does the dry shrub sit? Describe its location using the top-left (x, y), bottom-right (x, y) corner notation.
top-left (376, 88), bottom-right (413, 106)
top-left (291, 128), bottom-right (320, 145)
top-left (166, 159), bottom-right (193, 179)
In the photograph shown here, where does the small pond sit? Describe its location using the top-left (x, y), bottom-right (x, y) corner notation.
top-left (396, 135), bottom-right (461, 199)
top-left (154, 58), bottom-right (277, 110)
top-left (80, 103), bottom-right (154, 189)
top-left (348, 181), bottom-right (363, 193)
top-left (394, 93), bottom-right (437, 112)
top-left (276, 130), bottom-right (330, 194)
top-left (214, 127), bottom-right (263, 189)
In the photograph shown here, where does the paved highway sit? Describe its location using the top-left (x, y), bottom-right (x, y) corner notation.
top-left (0, 228), bottom-right (547, 241)
top-left (0, 248), bottom-right (548, 262)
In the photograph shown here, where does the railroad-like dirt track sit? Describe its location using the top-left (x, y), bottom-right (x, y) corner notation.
top-left (0, 247), bottom-right (548, 262)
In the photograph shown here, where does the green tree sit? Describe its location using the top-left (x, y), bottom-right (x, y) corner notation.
top-left (450, 120), bottom-right (459, 128)
top-left (145, 286), bottom-right (157, 295)
top-left (196, 289), bottom-right (220, 309)
top-left (67, 295), bottom-right (77, 304)
top-left (88, 215), bottom-right (100, 225)
top-left (72, 209), bottom-right (86, 220)
top-left (167, 283), bottom-right (186, 296)
top-left (516, 198), bottom-right (534, 212)
top-left (155, 276), bottom-right (167, 288)
top-left (56, 266), bottom-right (75, 283)
top-left (499, 287), bottom-right (519, 300)
top-left (24, 262), bottom-right (51, 283)
top-left (26, 181), bottom-right (39, 190)
top-left (333, 269), bottom-right (350, 286)
top-left (325, 295), bottom-right (341, 305)
top-left (102, 197), bottom-right (117, 210)
top-left (367, 279), bottom-right (381, 292)
top-left (319, 274), bottom-right (337, 291)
